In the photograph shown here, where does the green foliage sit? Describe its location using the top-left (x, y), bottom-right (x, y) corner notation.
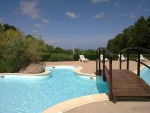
top-left (84, 53), bottom-right (96, 60)
top-left (74, 48), bottom-right (83, 54)
top-left (40, 53), bottom-right (51, 61)
top-left (49, 53), bottom-right (73, 61)
top-left (0, 59), bottom-right (13, 72)
top-left (3, 24), bottom-right (17, 31)
top-left (73, 54), bottom-right (81, 61)
top-left (40, 47), bottom-right (97, 61)
top-left (107, 16), bottom-right (150, 52)
top-left (84, 49), bottom-right (95, 53)
top-left (0, 24), bottom-right (47, 72)
top-left (44, 44), bottom-right (54, 53)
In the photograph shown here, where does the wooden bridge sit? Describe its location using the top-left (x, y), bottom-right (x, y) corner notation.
top-left (96, 47), bottom-right (150, 103)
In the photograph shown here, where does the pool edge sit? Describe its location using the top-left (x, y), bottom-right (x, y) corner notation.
top-left (42, 93), bottom-right (108, 113)
top-left (0, 70), bottom-right (50, 76)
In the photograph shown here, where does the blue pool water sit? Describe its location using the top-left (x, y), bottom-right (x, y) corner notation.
top-left (0, 66), bottom-right (109, 113)
top-left (140, 64), bottom-right (150, 86)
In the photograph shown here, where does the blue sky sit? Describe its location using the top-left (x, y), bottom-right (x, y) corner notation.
top-left (0, 0), bottom-right (150, 50)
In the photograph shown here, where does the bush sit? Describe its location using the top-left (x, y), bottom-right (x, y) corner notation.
top-left (49, 53), bottom-right (73, 61)
top-left (40, 53), bottom-right (51, 61)
top-left (0, 30), bottom-right (47, 72)
top-left (0, 59), bottom-right (13, 72)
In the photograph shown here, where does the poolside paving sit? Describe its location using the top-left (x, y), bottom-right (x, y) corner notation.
top-left (43, 60), bottom-right (150, 113)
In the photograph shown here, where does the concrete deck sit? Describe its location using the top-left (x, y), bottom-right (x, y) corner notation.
top-left (43, 60), bottom-right (150, 113)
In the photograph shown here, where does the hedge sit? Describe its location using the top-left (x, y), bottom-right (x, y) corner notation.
top-left (41, 53), bottom-right (150, 61)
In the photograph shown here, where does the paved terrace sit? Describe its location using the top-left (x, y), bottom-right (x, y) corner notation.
top-left (43, 60), bottom-right (150, 113)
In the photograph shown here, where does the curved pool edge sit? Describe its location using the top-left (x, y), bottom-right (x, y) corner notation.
top-left (0, 65), bottom-right (94, 77)
top-left (42, 93), bottom-right (108, 113)
top-left (45, 65), bottom-right (96, 77)
top-left (74, 66), bottom-right (96, 77)
top-left (0, 70), bottom-right (50, 77)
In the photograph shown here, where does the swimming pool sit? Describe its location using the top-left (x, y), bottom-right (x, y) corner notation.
top-left (0, 66), bottom-right (109, 113)
top-left (140, 64), bottom-right (150, 86)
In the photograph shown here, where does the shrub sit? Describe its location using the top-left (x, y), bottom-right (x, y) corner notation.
top-left (40, 53), bottom-right (51, 61)
top-left (0, 30), bottom-right (47, 72)
top-left (0, 59), bottom-right (13, 72)
top-left (49, 53), bottom-right (73, 61)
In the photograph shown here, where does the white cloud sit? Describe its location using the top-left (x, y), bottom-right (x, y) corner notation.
top-left (109, 9), bottom-right (150, 19)
top-left (65, 11), bottom-right (81, 18)
top-left (130, 14), bottom-right (135, 19)
top-left (114, 3), bottom-right (120, 7)
top-left (137, 4), bottom-right (141, 9)
top-left (91, 0), bottom-right (109, 3)
top-left (48, 40), bottom-right (60, 44)
top-left (0, 18), bottom-right (3, 23)
top-left (32, 30), bottom-right (37, 36)
top-left (93, 12), bottom-right (104, 19)
top-left (34, 23), bottom-right (42, 27)
top-left (42, 18), bottom-right (50, 24)
top-left (50, 20), bottom-right (82, 31)
top-left (20, 0), bottom-right (40, 19)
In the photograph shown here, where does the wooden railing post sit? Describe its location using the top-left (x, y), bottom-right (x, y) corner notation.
top-left (103, 50), bottom-right (106, 81)
top-left (99, 49), bottom-right (101, 75)
top-left (127, 49), bottom-right (129, 70)
top-left (137, 50), bottom-right (140, 76)
top-left (96, 50), bottom-right (98, 75)
top-left (119, 52), bottom-right (122, 70)
top-left (109, 57), bottom-right (113, 101)
top-left (96, 47), bottom-right (113, 101)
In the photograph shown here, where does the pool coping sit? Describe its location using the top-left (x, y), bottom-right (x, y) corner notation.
top-left (42, 93), bottom-right (109, 113)
top-left (0, 70), bottom-right (50, 77)
top-left (74, 66), bottom-right (96, 76)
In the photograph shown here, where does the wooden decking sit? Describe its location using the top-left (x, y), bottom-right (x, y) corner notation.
top-left (106, 69), bottom-right (150, 103)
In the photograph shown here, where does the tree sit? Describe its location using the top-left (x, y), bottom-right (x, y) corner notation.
top-left (45, 44), bottom-right (54, 52)
top-left (107, 34), bottom-right (123, 52)
top-left (122, 26), bottom-right (134, 48)
top-left (107, 16), bottom-right (150, 51)
top-left (52, 47), bottom-right (65, 53)
top-left (3, 24), bottom-right (17, 31)
top-left (0, 23), bottom-right (3, 32)
top-left (145, 16), bottom-right (150, 49)
top-left (0, 24), bottom-right (47, 72)
top-left (74, 48), bottom-right (82, 54)
top-left (132, 16), bottom-right (147, 47)
top-left (85, 49), bottom-right (95, 53)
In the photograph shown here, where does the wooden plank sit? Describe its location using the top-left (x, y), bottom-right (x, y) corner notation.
top-left (105, 69), bottom-right (150, 103)
top-left (113, 91), bottom-right (150, 96)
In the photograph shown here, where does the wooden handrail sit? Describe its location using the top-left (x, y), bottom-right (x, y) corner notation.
top-left (97, 47), bottom-right (113, 57)
top-left (96, 47), bottom-right (113, 101)
top-left (119, 47), bottom-right (150, 76)
top-left (121, 47), bottom-right (150, 53)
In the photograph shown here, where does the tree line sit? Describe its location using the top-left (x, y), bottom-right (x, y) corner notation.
top-left (107, 16), bottom-right (150, 53)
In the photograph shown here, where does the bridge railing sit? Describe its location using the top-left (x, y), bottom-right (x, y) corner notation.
top-left (96, 47), bottom-right (113, 101)
top-left (119, 47), bottom-right (150, 76)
